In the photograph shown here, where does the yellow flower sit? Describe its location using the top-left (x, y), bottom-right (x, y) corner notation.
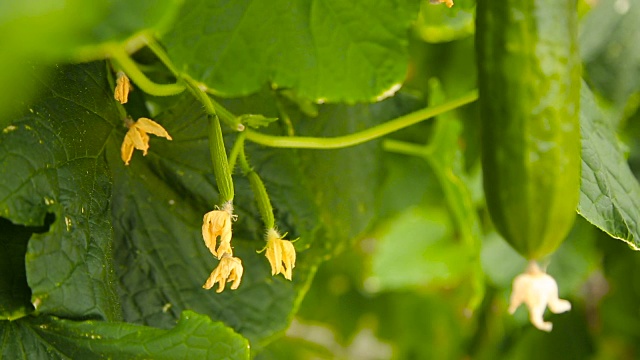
top-left (264, 229), bottom-right (296, 280)
top-left (508, 261), bottom-right (571, 332)
top-left (202, 253), bottom-right (244, 293)
top-left (430, 0), bottom-right (454, 7)
top-left (202, 202), bottom-right (236, 259)
top-left (114, 72), bottom-right (131, 104)
top-left (121, 117), bottom-right (172, 165)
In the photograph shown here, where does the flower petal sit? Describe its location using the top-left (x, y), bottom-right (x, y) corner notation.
top-left (120, 134), bottom-right (135, 165)
top-left (114, 72), bottom-right (131, 104)
top-left (136, 118), bottom-right (173, 140)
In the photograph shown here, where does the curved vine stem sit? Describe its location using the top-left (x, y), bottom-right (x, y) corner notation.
top-left (109, 45), bottom-right (185, 97)
top-left (143, 35), bottom-right (478, 151)
top-left (244, 90), bottom-right (478, 149)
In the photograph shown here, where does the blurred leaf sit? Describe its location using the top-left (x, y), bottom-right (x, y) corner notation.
top-left (598, 231), bottom-right (640, 352)
top-left (369, 206), bottom-right (472, 290)
top-left (257, 335), bottom-right (334, 360)
top-left (580, 0), bottom-right (640, 111)
top-left (0, 62), bottom-right (121, 321)
top-left (0, 0), bottom-right (182, 54)
top-left (504, 308), bottom-right (594, 360)
top-left (294, 243), bottom-right (375, 345)
top-left (480, 232), bottom-right (527, 289)
top-left (546, 217), bottom-right (601, 297)
top-left (578, 84), bottom-right (640, 249)
top-left (413, 0), bottom-right (474, 43)
top-left (0, 0), bottom-right (183, 124)
top-left (376, 292), bottom-right (467, 359)
top-left (161, 0), bottom-right (419, 102)
top-left (0, 311), bottom-right (249, 359)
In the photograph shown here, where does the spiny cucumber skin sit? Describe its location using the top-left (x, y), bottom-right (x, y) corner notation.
top-left (477, 0), bottom-right (581, 259)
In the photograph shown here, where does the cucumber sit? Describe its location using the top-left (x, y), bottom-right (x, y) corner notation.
top-left (476, 0), bottom-right (581, 259)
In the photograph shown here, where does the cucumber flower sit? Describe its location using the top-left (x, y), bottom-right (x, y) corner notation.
top-left (120, 117), bottom-right (172, 165)
top-left (114, 72), bottom-right (131, 104)
top-left (202, 202), bottom-right (236, 259)
top-left (202, 253), bottom-right (244, 293)
top-left (264, 229), bottom-right (296, 280)
top-left (508, 261), bottom-right (571, 332)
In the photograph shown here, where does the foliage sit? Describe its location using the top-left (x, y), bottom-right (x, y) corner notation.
top-left (2, 0), bottom-right (640, 358)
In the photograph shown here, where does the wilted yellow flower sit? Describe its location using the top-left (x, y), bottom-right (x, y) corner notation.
top-left (508, 261), bottom-right (571, 332)
top-left (114, 72), bottom-right (131, 104)
top-left (202, 202), bottom-right (236, 259)
top-left (203, 253), bottom-right (244, 293)
top-left (430, 0), bottom-right (454, 7)
top-left (264, 229), bottom-right (296, 280)
top-left (121, 117), bottom-right (172, 165)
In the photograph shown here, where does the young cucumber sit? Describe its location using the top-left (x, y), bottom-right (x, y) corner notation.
top-left (476, 0), bottom-right (581, 259)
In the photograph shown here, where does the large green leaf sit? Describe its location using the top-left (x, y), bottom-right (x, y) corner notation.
top-left (0, 311), bottom-right (249, 359)
top-left (161, 0), bottom-right (419, 102)
top-left (107, 94), bottom-right (318, 349)
top-left (578, 84), bottom-right (640, 249)
top-left (0, 62), bottom-right (121, 320)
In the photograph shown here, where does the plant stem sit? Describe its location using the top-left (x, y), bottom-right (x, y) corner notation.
top-left (237, 144), bottom-right (275, 230)
top-left (382, 139), bottom-right (430, 157)
top-left (228, 132), bottom-right (247, 172)
top-left (210, 97), bottom-right (240, 130)
top-left (145, 39), bottom-right (243, 131)
top-left (109, 46), bottom-right (185, 96)
top-left (145, 38), bottom-right (181, 76)
top-left (183, 76), bottom-right (243, 131)
top-left (244, 90), bottom-right (478, 149)
top-left (248, 170), bottom-right (275, 230)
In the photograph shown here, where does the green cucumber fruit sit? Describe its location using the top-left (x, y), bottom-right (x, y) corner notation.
top-left (476, 0), bottom-right (581, 259)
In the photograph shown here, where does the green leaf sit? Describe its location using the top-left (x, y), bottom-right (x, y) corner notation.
top-left (0, 311), bottom-right (249, 359)
top-left (0, 62), bottom-right (121, 320)
top-left (161, 0), bottom-right (420, 102)
top-left (578, 84), bottom-right (640, 249)
top-left (107, 94), bottom-right (317, 349)
top-left (375, 293), bottom-right (467, 359)
top-left (504, 309), bottom-right (595, 360)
